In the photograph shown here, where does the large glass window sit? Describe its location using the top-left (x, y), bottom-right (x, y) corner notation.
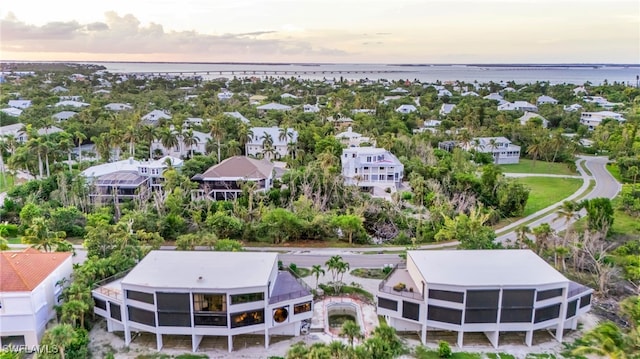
top-left (193, 293), bottom-right (226, 312)
top-left (109, 302), bottom-right (121, 321)
top-left (230, 309), bottom-right (265, 328)
top-left (94, 297), bottom-right (107, 311)
top-left (534, 304), bottom-right (561, 323)
top-left (580, 294), bottom-right (592, 308)
top-left (230, 292), bottom-right (264, 305)
top-left (128, 306), bottom-right (156, 327)
top-left (294, 301), bottom-right (312, 314)
top-left (157, 292), bottom-right (191, 327)
top-left (566, 299), bottom-right (578, 319)
top-left (428, 289), bottom-right (464, 303)
top-left (126, 290), bottom-right (154, 304)
top-left (536, 288), bottom-right (563, 301)
top-left (402, 301), bottom-right (420, 321)
top-left (378, 297), bottom-right (398, 311)
top-left (427, 305), bottom-right (462, 325)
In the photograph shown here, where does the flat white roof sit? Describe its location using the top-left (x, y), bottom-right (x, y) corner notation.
top-left (409, 250), bottom-right (568, 287)
top-left (121, 251), bottom-right (278, 289)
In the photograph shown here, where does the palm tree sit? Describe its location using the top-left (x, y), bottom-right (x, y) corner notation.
top-left (26, 137), bottom-right (46, 178)
top-left (92, 134), bottom-right (111, 162)
top-left (46, 324), bottom-right (75, 359)
top-left (107, 129), bottom-right (124, 161)
top-left (21, 217), bottom-right (66, 252)
top-left (225, 139), bottom-right (241, 158)
top-left (532, 223), bottom-right (554, 257)
top-left (488, 138), bottom-right (499, 163)
top-left (325, 255), bottom-right (344, 283)
top-left (0, 139), bottom-right (7, 188)
top-left (549, 131), bottom-right (566, 163)
top-left (158, 127), bottom-right (179, 155)
top-left (181, 129), bottom-right (199, 158)
top-left (311, 264), bottom-right (325, 290)
top-left (139, 124), bottom-right (158, 159)
top-left (237, 124), bottom-right (253, 155)
top-left (122, 125), bottom-right (137, 157)
top-left (74, 131), bottom-right (87, 165)
top-left (340, 320), bottom-right (363, 348)
top-left (514, 225), bottom-right (533, 249)
top-left (571, 322), bottom-right (630, 359)
top-left (527, 137), bottom-right (543, 166)
top-left (61, 299), bottom-right (89, 328)
top-left (335, 260), bottom-right (350, 293)
top-left (57, 133), bottom-right (75, 172)
top-left (209, 116), bottom-right (225, 163)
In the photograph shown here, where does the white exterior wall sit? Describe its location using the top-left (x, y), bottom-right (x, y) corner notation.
top-left (341, 149), bottom-right (404, 187)
top-left (0, 256), bottom-right (72, 348)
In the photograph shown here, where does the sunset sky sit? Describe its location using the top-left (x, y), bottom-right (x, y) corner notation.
top-left (1, 0), bottom-right (639, 63)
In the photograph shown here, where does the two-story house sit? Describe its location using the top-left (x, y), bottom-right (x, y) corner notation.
top-left (1, 248), bottom-right (73, 348)
top-left (192, 156), bottom-right (275, 201)
top-left (580, 111), bottom-right (626, 130)
top-left (81, 156), bottom-right (183, 202)
top-left (461, 137), bottom-right (521, 164)
top-left (246, 127), bottom-right (298, 161)
top-left (92, 251), bottom-right (312, 352)
top-left (335, 127), bottom-right (373, 147)
top-left (377, 250), bottom-right (592, 348)
top-left (341, 147), bottom-right (404, 191)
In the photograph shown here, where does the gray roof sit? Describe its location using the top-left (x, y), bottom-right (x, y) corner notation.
top-left (408, 250), bottom-right (569, 287)
top-left (199, 156), bottom-right (274, 180)
top-left (121, 251), bottom-right (277, 289)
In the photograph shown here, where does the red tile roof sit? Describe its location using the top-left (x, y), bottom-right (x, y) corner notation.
top-left (0, 248), bottom-right (71, 292)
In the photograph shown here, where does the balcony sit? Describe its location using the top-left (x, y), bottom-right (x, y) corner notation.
top-left (269, 269), bottom-right (313, 304)
top-left (378, 264), bottom-right (423, 301)
top-left (92, 270), bottom-right (131, 302)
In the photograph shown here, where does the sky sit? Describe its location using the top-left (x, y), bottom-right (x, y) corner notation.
top-left (1, 0), bottom-right (639, 64)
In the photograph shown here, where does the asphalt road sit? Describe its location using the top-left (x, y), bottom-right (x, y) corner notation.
top-left (14, 157), bottom-right (621, 269)
top-left (496, 156), bottom-right (621, 244)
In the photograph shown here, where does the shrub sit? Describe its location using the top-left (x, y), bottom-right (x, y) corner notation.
top-left (393, 282), bottom-right (406, 291)
top-left (438, 340), bottom-right (452, 358)
top-left (289, 263), bottom-right (298, 273)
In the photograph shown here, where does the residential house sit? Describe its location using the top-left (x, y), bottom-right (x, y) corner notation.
top-left (81, 156), bottom-right (183, 202)
top-left (340, 146), bottom-right (404, 192)
top-left (223, 112), bottom-right (250, 124)
top-left (414, 120), bottom-right (442, 134)
top-left (390, 87), bottom-right (409, 94)
top-left (142, 110), bottom-right (172, 125)
top-left (0, 248), bottom-right (73, 348)
top-left (7, 100), bottom-right (31, 109)
top-left (55, 100), bottom-right (89, 108)
top-left (0, 124), bottom-right (63, 144)
top-left (59, 96), bottom-right (83, 102)
top-left (439, 104), bottom-right (456, 117)
top-left (217, 91), bottom-right (234, 101)
top-left (91, 251), bottom-right (312, 352)
top-left (246, 127), bottom-right (298, 161)
top-left (280, 93), bottom-right (298, 99)
top-left (151, 128), bottom-right (211, 158)
top-left (256, 103), bottom-right (292, 114)
top-left (537, 95), bottom-right (559, 105)
top-left (461, 137), bottom-right (521, 164)
top-left (50, 86), bottom-right (68, 93)
top-left (104, 103), bottom-right (133, 112)
top-left (461, 91), bottom-right (479, 97)
top-left (303, 104), bottom-right (320, 113)
top-left (580, 111), bottom-right (625, 130)
top-left (518, 112), bottom-right (549, 128)
top-left (249, 95), bottom-right (268, 105)
top-left (192, 156), bottom-right (275, 201)
top-left (377, 250), bottom-right (592, 348)
top-left (437, 89), bottom-right (453, 98)
top-left (563, 104), bottom-right (583, 112)
top-left (351, 109), bottom-right (376, 115)
top-left (483, 93), bottom-right (504, 102)
top-left (396, 104), bottom-right (417, 114)
top-left (497, 101), bottom-right (538, 112)
top-left (335, 127), bottom-right (373, 147)
top-left (583, 96), bottom-right (622, 109)
top-left (0, 108), bottom-right (22, 117)
top-left (573, 86), bottom-right (588, 96)
top-left (52, 111), bottom-right (77, 122)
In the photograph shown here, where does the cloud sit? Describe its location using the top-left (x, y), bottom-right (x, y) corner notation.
top-left (0, 12), bottom-right (348, 60)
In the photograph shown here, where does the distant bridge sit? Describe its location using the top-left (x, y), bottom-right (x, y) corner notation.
top-left (130, 69), bottom-right (413, 77)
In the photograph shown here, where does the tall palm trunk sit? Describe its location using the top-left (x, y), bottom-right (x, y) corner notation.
top-left (217, 139), bottom-right (221, 163)
top-left (67, 151), bottom-right (72, 172)
top-left (37, 153), bottom-right (44, 178)
top-left (77, 142), bottom-right (82, 165)
top-left (45, 152), bottom-right (51, 177)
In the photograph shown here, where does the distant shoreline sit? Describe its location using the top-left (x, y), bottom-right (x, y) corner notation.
top-left (1, 60), bottom-right (639, 68)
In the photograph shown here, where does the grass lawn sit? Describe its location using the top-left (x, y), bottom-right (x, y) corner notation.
top-left (350, 268), bottom-right (389, 279)
top-left (498, 159), bottom-right (576, 175)
top-left (0, 173), bottom-right (16, 192)
top-left (606, 163), bottom-right (623, 183)
top-left (518, 177), bottom-right (583, 216)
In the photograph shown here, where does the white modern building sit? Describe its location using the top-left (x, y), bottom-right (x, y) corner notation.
top-left (580, 111), bottom-right (626, 130)
top-left (497, 101), bottom-right (538, 112)
top-left (92, 251), bottom-right (313, 352)
top-left (52, 111), bottom-right (78, 122)
top-left (105, 103), bottom-right (134, 112)
top-left (335, 127), bottom-right (373, 147)
top-left (583, 96), bottom-right (622, 110)
top-left (341, 146), bottom-right (404, 190)
top-left (256, 103), bottom-right (292, 114)
top-left (377, 250), bottom-right (593, 348)
top-left (462, 137), bottom-right (521, 164)
top-left (303, 104), bottom-right (320, 113)
top-left (0, 248), bottom-right (73, 348)
top-left (55, 100), bottom-right (89, 108)
top-left (246, 127), bottom-right (298, 161)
